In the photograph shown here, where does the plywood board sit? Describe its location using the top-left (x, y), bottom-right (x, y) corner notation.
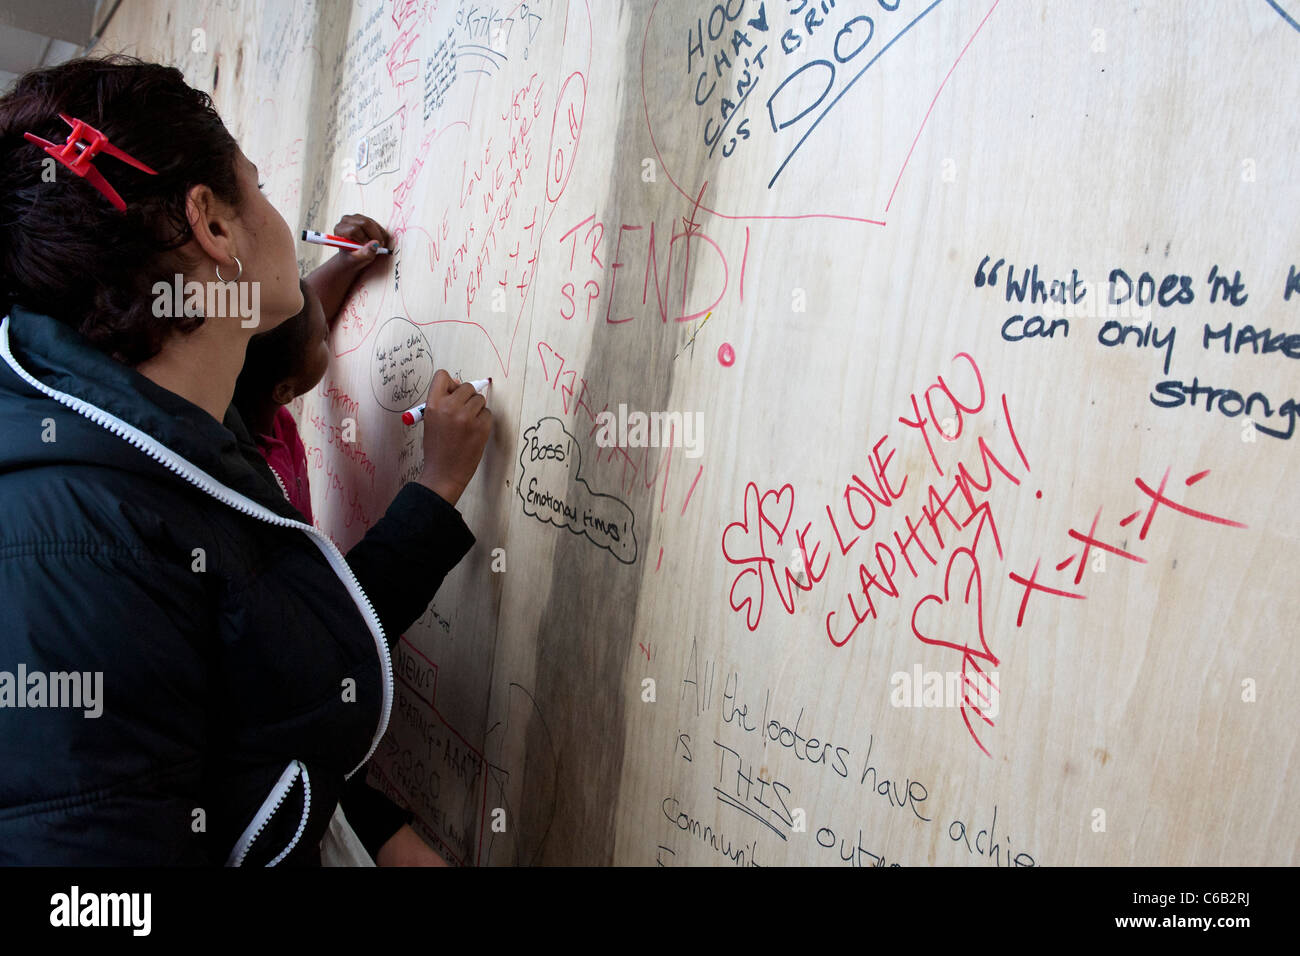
top-left (97, 0), bottom-right (1300, 866)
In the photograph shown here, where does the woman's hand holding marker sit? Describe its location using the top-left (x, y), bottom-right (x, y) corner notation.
top-left (308, 214), bottom-right (391, 259)
top-left (302, 230), bottom-right (388, 252)
top-left (402, 379), bottom-right (490, 424)
top-left (302, 214), bottom-right (393, 323)
top-left (416, 370), bottom-right (493, 507)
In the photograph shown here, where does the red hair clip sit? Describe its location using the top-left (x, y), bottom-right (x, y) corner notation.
top-left (24, 113), bottom-right (157, 211)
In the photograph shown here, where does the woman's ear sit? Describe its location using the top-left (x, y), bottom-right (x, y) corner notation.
top-left (185, 183), bottom-right (238, 273)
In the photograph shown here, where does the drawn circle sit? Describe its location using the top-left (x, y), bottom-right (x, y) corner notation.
top-left (370, 316), bottom-right (435, 412)
top-left (718, 342), bottom-right (736, 366)
top-left (546, 71), bottom-right (587, 204)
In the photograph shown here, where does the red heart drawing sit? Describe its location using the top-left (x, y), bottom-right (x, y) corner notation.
top-left (729, 565), bottom-right (765, 632)
top-left (758, 483), bottom-right (794, 553)
top-left (722, 482), bottom-right (767, 567)
top-left (909, 546), bottom-right (998, 667)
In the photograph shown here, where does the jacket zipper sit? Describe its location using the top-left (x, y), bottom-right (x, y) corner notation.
top-left (226, 759), bottom-right (313, 867)
top-left (0, 318), bottom-right (393, 781)
top-left (270, 466), bottom-right (292, 502)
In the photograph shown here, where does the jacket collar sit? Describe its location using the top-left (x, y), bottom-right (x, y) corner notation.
top-left (2, 304), bottom-right (301, 519)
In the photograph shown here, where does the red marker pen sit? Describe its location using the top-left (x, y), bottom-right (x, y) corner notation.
top-left (403, 378), bottom-right (491, 425)
top-left (301, 229), bottom-right (391, 254)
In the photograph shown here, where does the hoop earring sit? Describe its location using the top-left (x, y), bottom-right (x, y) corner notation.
top-left (215, 256), bottom-right (243, 283)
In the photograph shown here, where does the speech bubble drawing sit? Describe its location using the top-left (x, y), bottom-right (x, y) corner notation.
top-left (371, 316), bottom-right (435, 412)
top-left (517, 417), bottom-right (637, 564)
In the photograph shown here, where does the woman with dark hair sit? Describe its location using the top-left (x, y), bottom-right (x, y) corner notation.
top-left (0, 56), bottom-right (491, 865)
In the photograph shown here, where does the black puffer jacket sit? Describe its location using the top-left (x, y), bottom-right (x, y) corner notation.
top-left (0, 305), bottom-right (474, 865)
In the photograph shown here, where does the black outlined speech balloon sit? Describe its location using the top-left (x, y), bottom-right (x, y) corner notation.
top-left (371, 316), bottom-right (435, 412)
top-left (517, 417), bottom-right (637, 564)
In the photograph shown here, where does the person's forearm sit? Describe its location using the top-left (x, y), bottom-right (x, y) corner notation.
top-left (306, 255), bottom-right (366, 325)
top-left (417, 466), bottom-right (466, 507)
top-left (343, 482), bottom-right (476, 639)
top-left (376, 824), bottom-right (449, 866)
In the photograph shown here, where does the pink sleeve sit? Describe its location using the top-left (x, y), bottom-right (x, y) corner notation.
top-left (272, 406), bottom-right (315, 524)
